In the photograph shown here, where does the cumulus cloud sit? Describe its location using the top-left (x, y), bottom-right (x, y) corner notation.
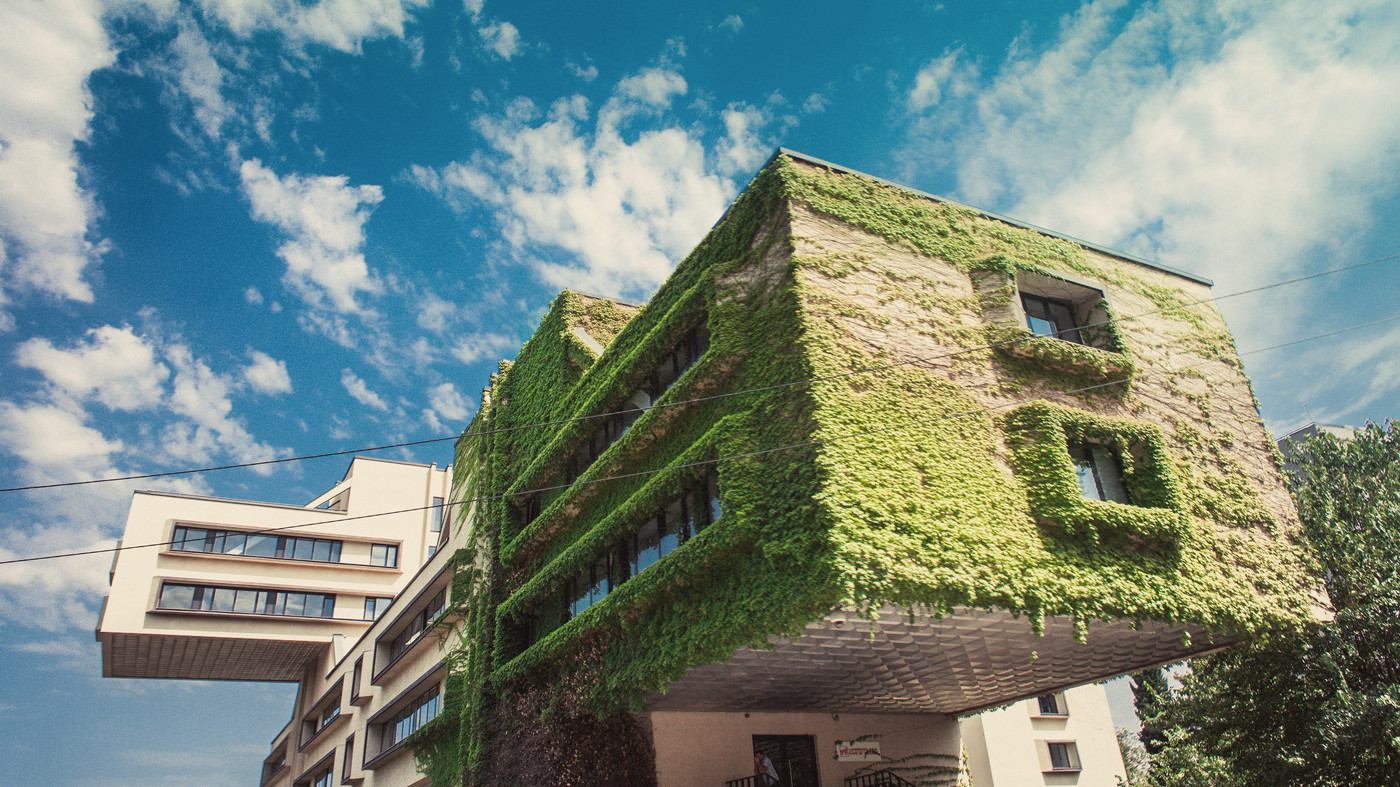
top-left (450, 332), bottom-right (518, 365)
top-left (906, 50), bottom-right (971, 113)
top-left (0, 0), bottom-right (115, 328)
top-left (239, 158), bottom-right (384, 315)
top-left (242, 350), bottom-right (293, 394)
top-left (340, 368), bottom-right (389, 411)
top-left (410, 65), bottom-right (739, 299)
top-left (197, 0), bottom-right (431, 53)
top-left (479, 20), bottom-right (520, 60)
top-left (715, 104), bottom-right (769, 177)
top-left (14, 325), bottom-right (169, 411)
top-left (717, 15), bottom-right (743, 34)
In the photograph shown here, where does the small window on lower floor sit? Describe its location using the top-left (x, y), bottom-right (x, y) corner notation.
top-left (1035, 692), bottom-right (1068, 716)
top-left (1069, 440), bottom-right (1131, 504)
top-left (1043, 741), bottom-right (1081, 772)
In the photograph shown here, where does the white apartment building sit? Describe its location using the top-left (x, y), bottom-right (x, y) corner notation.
top-left (961, 684), bottom-right (1127, 786)
top-left (97, 456), bottom-right (461, 787)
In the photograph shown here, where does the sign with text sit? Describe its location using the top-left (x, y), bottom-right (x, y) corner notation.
top-left (835, 740), bottom-right (882, 761)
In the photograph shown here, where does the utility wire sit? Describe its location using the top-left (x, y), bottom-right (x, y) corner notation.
top-left (2, 251), bottom-right (1396, 495)
top-left (3, 311), bottom-right (1396, 568)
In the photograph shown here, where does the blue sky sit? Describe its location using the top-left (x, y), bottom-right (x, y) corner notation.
top-left (1, 0), bottom-right (1398, 783)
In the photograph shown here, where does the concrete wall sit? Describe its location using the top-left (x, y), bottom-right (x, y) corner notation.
top-left (650, 710), bottom-right (960, 787)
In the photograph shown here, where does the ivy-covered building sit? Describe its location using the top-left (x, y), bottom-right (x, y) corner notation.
top-left (98, 150), bottom-right (1322, 787)
top-left (438, 150), bottom-right (1322, 787)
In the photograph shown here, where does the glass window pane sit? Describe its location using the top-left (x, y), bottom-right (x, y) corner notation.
top-left (313, 540), bottom-right (331, 562)
top-left (159, 584), bottom-right (196, 609)
top-left (211, 533), bottom-right (226, 554)
top-left (1092, 445), bottom-right (1130, 504)
top-left (233, 589), bottom-right (257, 614)
top-left (329, 541), bottom-right (342, 562)
top-left (321, 595), bottom-right (336, 618)
top-left (636, 519), bottom-right (660, 574)
top-left (387, 546), bottom-right (398, 567)
top-left (293, 538), bottom-right (313, 561)
top-left (223, 532), bottom-right (246, 555)
top-left (1070, 443), bottom-right (1102, 500)
top-left (211, 587), bottom-right (235, 613)
top-left (1049, 301), bottom-right (1083, 343)
top-left (659, 511), bottom-right (679, 557)
top-left (243, 535), bottom-right (276, 557)
top-left (171, 527), bottom-right (191, 550)
top-left (284, 593), bottom-right (304, 617)
top-left (590, 556), bottom-right (610, 604)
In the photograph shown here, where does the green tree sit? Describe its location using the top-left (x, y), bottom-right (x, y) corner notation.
top-left (1148, 422), bottom-right (1400, 786)
top-left (1130, 667), bottom-right (1170, 755)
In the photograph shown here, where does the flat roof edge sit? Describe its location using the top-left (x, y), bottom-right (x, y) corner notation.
top-left (772, 148), bottom-right (1214, 288)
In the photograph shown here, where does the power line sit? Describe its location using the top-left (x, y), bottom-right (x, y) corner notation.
top-left (4, 311), bottom-right (1395, 568)
top-left (3, 251), bottom-right (1396, 495)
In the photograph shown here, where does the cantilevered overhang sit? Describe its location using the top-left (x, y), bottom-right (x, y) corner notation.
top-left (98, 632), bottom-right (329, 681)
top-left (646, 606), bottom-right (1226, 716)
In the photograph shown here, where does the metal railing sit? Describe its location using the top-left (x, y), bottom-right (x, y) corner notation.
top-left (724, 777), bottom-right (759, 787)
top-left (845, 770), bottom-right (915, 787)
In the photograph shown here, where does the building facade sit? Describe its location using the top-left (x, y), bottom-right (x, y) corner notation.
top-left (100, 150), bottom-right (1321, 787)
top-left (960, 685), bottom-right (1126, 787)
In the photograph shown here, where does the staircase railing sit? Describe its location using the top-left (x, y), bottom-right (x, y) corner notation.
top-left (723, 777), bottom-right (759, 787)
top-left (845, 770), bottom-right (916, 787)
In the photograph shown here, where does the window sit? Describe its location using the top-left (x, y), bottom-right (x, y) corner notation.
top-left (170, 526), bottom-right (344, 563)
top-left (1043, 741), bottom-right (1081, 772)
top-left (364, 596), bottom-right (391, 621)
top-left (381, 687), bottom-right (440, 753)
top-left (1021, 292), bottom-right (1083, 344)
top-left (342, 734), bottom-right (356, 784)
top-left (369, 544), bottom-right (398, 568)
top-left (387, 590), bottom-right (446, 661)
top-left (350, 657), bottom-right (364, 703)
top-left (527, 473), bottom-right (722, 645)
top-left (1070, 441), bottom-right (1130, 504)
top-left (428, 497), bottom-right (446, 556)
top-left (1035, 693), bottom-right (1067, 716)
top-left (300, 679), bottom-right (345, 747)
top-left (262, 744), bottom-right (288, 785)
top-left (299, 766), bottom-right (333, 787)
top-left (157, 582), bottom-right (336, 618)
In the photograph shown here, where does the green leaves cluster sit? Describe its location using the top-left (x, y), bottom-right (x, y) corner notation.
top-left (1144, 422), bottom-right (1400, 786)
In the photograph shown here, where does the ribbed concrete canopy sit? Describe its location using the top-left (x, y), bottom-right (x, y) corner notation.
top-left (100, 632), bottom-right (326, 681)
top-left (646, 606), bottom-right (1224, 715)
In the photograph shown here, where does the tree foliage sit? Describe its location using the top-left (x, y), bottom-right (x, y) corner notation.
top-left (1148, 421), bottom-right (1400, 786)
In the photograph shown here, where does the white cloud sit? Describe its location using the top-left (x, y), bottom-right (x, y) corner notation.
top-left (168, 18), bottom-right (229, 140)
top-left (567, 60), bottom-right (599, 82)
top-left (198, 0), bottom-right (430, 53)
top-left (803, 93), bottom-right (829, 114)
top-left (243, 286), bottom-right (264, 305)
top-left (164, 343), bottom-right (288, 468)
top-left (718, 14), bottom-right (743, 34)
top-left (615, 67), bottom-right (687, 108)
top-left (428, 381), bottom-right (472, 421)
top-left (239, 158), bottom-right (384, 315)
top-left (0, 0), bottom-right (115, 328)
top-left (450, 332), bottom-right (517, 365)
top-left (715, 104), bottom-right (769, 177)
top-left (412, 66), bottom-right (736, 299)
top-left (0, 401), bottom-right (122, 478)
top-left (478, 20), bottom-right (520, 60)
top-left (906, 50), bottom-right (970, 113)
top-left (241, 350), bottom-right (293, 394)
top-left (414, 288), bottom-right (456, 334)
top-left (14, 325), bottom-right (169, 411)
top-left (341, 368), bottom-right (389, 411)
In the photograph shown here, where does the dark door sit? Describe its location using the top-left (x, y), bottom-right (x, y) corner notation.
top-left (753, 735), bottom-right (819, 787)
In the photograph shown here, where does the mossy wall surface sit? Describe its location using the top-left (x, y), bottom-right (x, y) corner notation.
top-left (427, 153), bottom-right (1317, 785)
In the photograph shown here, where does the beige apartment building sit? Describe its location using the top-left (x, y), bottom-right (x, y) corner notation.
top-left (98, 456), bottom-right (457, 786)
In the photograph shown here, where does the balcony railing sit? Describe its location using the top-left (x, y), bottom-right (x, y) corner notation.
top-left (845, 771), bottom-right (915, 787)
top-left (723, 777), bottom-right (758, 787)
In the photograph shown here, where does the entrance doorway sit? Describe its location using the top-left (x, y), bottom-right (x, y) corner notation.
top-left (752, 735), bottom-right (819, 787)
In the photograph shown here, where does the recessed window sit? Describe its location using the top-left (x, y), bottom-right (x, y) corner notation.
top-left (171, 526), bottom-right (344, 563)
top-left (342, 734), bottom-right (356, 784)
top-left (380, 687), bottom-right (441, 753)
top-left (1044, 741), bottom-right (1081, 772)
top-left (1021, 292), bottom-right (1084, 344)
top-left (386, 590), bottom-right (446, 662)
top-left (369, 544), bottom-right (398, 568)
top-left (1069, 441), bottom-right (1131, 504)
top-left (1036, 693), bottom-right (1068, 716)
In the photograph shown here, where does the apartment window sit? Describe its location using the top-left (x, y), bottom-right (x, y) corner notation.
top-left (547, 473), bottom-right (721, 635)
top-left (262, 745), bottom-right (288, 785)
top-left (1044, 741), bottom-right (1081, 772)
top-left (1036, 693), bottom-right (1067, 716)
top-left (369, 544), bottom-right (398, 568)
top-left (171, 526), bottom-right (344, 563)
top-left (157, 582), bottom-right (336, 618)
top-left (1070, 441), bottom-right (1131, 504)
top-left (387, 590), bottom-right (446, 661)
top-left (381, 687), bottom-right (441, 753)
top-left (297, 766), bottom-right (334, 787)
top-left (342, 734), bottom-right (356, 784)
top-left (428, 496), bottom-right (446, 556)
top-left (1020, 293), bottom-right (1083, 344)
top-left (350, 657), bottom-right (364, 703)
top-left (364, 596), bottom-right (392, 621)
